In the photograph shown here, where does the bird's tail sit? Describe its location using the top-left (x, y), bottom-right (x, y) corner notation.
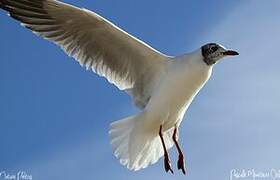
top-left (109, 113), bottom-right (174, 171)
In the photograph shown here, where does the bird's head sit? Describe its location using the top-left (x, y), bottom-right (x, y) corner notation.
top-left (201, 43), bottom-right (239, 65)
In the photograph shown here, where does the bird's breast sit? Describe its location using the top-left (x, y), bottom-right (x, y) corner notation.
top-left (145, 59), bottom-right (212, 130)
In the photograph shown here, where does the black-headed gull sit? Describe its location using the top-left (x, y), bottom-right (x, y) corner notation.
top-left (0, 0), bottom-right (239, 174)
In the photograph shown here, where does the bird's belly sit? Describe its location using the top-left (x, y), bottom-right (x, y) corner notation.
top-left (144, 64), bottom-right (211, 131)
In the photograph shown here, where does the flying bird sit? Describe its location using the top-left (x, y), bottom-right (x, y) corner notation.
top-left (0, 0), bottom-right (239, 174)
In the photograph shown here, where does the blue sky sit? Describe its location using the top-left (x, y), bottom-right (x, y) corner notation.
top-left (0, 0), bottom-right (280, 180)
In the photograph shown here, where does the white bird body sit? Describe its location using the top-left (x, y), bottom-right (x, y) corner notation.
top-left (110, 50), bottom-right (213, 170)
top-left (0, 0), bottom-right (238, 173)
top-left (144, 50), bottom-right (212, 131)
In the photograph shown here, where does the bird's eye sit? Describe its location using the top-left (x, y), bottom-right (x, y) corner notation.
top-left (211, 46), bottom-right (218, 52)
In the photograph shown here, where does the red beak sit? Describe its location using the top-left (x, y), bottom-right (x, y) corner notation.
top-left (223, 50), bottom-right (239, 56)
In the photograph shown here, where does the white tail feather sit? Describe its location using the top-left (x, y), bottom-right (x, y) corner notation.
top-left (109, 114), bottom-right (174, 171)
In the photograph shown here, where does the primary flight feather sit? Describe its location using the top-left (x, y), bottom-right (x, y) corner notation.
top-left (0, 0), bottom-right (239, 174)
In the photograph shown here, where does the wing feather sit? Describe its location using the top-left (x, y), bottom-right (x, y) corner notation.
top-left (0, 0), bottom-right (170, 108)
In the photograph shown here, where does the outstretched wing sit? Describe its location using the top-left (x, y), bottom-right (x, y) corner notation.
top-left (0, 0), bottom-right (169, 108)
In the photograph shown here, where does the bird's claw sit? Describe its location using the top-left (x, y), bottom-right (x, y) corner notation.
top-left (164, 157), bottom-right (174, 174)
top-left (177, 154), bottom-right (186, 175)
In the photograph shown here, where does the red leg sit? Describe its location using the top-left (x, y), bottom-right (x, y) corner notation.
top-left (172, 126), bottom-right (186, 175)
top-left (159, 125), bottom-right (174, 174)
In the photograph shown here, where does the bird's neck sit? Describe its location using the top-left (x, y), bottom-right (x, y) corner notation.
top-left (178, 49), bottom-right (205, 65)
top-left (172, 50), bottom-right (212, 75)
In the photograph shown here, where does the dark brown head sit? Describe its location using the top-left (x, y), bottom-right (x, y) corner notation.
top-left (201, 43), bottom-right (239, 65)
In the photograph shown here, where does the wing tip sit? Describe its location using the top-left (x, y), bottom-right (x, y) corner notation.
top-left (0, 0), bottom-right (12, 11)
top-left (0, 1), bottom-right (6, 10)
top-left (0, 1), bottom-right (15, 18)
